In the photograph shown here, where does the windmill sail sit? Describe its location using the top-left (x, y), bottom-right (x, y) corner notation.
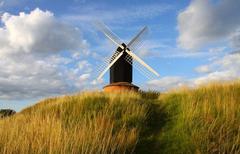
top-left (127, 26), bottom-right (148, 52)
top-left (96, 50), bottom-right (121, 74)
top-left (125, 54), bottom-right (156, 79)
top-left (97, 51), bottom-right (124, 80)
top-left (94, 21), bottom-right (124, 48)
top-left (125, 49), bottom-right (160, 77)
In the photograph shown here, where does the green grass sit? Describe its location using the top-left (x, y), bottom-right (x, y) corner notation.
top-left (157, 81), bottom-right (240, 154)
top-left (0, 81), bottom-right (240, 153)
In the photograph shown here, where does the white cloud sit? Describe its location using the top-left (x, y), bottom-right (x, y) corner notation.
top-left (147, 52), bottom-right (240, 90)
top-left (135, 40), bottom-right (163, 58)
top-left (135, 39), bottom-right (216, 59)
top-left (230, 28), bottom-right (240, 48)
top-left (178, 0), bottom-right (240, 49)
top-left (46, 55), bottom-right (72, 65)
top-left (195, 65), bottom-right (211, 73)
top-left (0, 8), bottom-right (92, 100)
top-left (193, 70), bottom-right (238, 85)
top-left (146, 76), bottom-right (184, 91)
top-left (193, 52), bottom-right (240, 84)
top-left (77, 60), bottom-right (92, 72)
top-left (230, 50), bottom-right (240, 54)
top-left (209, 46), bottom-right (226, 53)
top-left (0, 55), bottom-right (71, 99)
top-left (0, 1), bottom-right (4, 7)
top-left (79, 73), bottom-right (90, 81)
top-left (63, 4), bottom-right (172, 24)
top-left (91, 78), bottom-right (104, 86)
top-left (0, 8), bottom-right (82, 56)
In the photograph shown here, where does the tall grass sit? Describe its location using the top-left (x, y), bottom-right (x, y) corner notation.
top-left (158, 81), bottom-right (240, 154)
top-left (0, 92), bottom-right (148, 154)
top-left (0, 81), bottom-right (240, 154)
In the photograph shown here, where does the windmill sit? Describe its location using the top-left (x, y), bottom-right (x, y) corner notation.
top-left (95, 22), bottom-right (160, 92)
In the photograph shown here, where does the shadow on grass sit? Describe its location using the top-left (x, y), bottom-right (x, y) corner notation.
top-left (134, 94), bottom-right (169, 154)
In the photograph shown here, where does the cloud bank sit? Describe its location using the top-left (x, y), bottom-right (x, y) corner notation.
top-left (0, 8), bottom-right (91, 99)
top-left (0, 8), bottom-right (82, 56)
top-left (178, 0), bottom-right (240, 49)
top-left (193, 52), bottom-right (240, 85)
top-left (147, 52), bottom-right (240, 91)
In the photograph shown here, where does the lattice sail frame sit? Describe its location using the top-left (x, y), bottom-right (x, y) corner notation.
top-left (96, 50), bottom-right (122, 79)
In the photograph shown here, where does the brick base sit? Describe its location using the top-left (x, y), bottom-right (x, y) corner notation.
top-left (103, 82), bottom-right (139, 92)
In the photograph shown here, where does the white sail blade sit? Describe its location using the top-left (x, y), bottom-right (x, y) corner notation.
top-left (127, 26), bottom-right (148, 51)
top-left (94, 21), bottom-right (124, 49)
top-left (96, 51), bottom-right (121, 75)
top-left (125, 54), bottom-right (156, 79)
top-left (97, 51), bottom-right (124, 80)
top-left (125, 49), bottom-right (160, 77)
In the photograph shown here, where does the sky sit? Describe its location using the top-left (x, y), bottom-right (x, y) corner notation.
top-left (0, 0), bottom-right (239, 111)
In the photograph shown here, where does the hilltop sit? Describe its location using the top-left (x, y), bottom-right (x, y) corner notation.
top-left (0, 81), bottom-right (239, 153)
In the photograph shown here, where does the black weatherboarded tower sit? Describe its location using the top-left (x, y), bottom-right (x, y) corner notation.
top-left (110, 43), bottom-right (132, 83)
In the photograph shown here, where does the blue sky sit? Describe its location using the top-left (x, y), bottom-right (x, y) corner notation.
top-left (0, 0), bottom-right (239, 111)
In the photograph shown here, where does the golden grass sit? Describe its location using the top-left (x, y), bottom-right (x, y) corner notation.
top-left (0, 92), bottom-right (148, 154)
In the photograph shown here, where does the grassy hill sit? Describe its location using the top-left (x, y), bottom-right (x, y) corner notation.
top-left (0, 81), bottom-right (239, 153)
